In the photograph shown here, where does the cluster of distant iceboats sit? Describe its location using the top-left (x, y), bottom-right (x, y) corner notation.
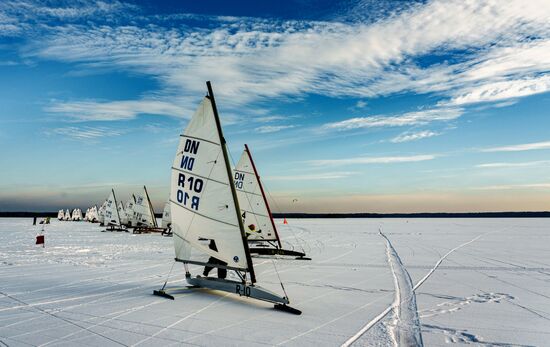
top-left (56, 208), bottom-right (85, 221)
top-left (58, 82), bottom-right (307, 314)
top-left (56, 186), bottom-right (170, 234)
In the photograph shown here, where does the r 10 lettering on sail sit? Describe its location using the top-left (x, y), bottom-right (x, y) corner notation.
top-left (176, 173), bottom-right (202, 210)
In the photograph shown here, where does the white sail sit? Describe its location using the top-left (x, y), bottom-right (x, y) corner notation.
top-left (57, 209), bottom-right (64, 221)
top-left (234, 146), bottom-right (279, 242)
top-left (98, 201), bottom-right (106, 224)
top-left (89, 205), bottom-right (99, 223)
top-left (64, 209), bottom-right (71, 221)
top-left (122, 196), bottom-right (135, 226)
top-left (170, 96), bottom-right (251, 273)
top-left (133, 187), bottom-right (157, 228)
top-left (104, 190), bottom-right (122, 227)
top-left (118, 202), bottom-right (128, 225)
top-left (74, 208), bottom-right (83, 221)
top-left (161, 201), bottom-right (171, 229)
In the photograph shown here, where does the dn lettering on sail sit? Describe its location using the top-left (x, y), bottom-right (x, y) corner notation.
top-left (234, 172), bottom-right (244, 190)
top-left (180, 138), bottom-right (200, 171)
top-left (176, 172), bottom-right (202, 210)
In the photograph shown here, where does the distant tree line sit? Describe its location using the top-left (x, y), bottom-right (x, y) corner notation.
top-left (2, 211), bottom-right (550, 218)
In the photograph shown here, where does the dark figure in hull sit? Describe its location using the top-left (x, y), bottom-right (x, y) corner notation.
top-left (203, 240), bottom-right (227, 279)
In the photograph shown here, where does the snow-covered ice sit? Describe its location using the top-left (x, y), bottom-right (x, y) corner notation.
top-left (0, 218), bottom-right (548, 346)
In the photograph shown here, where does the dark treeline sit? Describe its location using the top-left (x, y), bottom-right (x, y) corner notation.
top-left (272, 212), bottom-right (550, 218)
top-left (2, 211), bottom-right (550, 218)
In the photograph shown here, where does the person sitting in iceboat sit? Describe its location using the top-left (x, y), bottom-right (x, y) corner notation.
top-left (245, 223), bottom-right (262, 238)
top-left (202, 240), bottom-right (227, 279)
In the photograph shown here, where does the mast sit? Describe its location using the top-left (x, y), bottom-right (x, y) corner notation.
top-left (144, 185), bottom-right (158, 227)
top-left (206, 81), bottom-right (257, 284)
top-left (244, 144), bottom-right (282, 248)
top-left (112, 189), bottom-right (122, 227)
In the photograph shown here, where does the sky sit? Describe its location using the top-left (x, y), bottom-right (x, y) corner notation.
top-left (1, 0), bottom-right (550, 213)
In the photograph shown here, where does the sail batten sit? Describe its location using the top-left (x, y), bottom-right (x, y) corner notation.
top-left (169, 199), bottom-right (239, 227)
top-left (171, 164), bottom-right (229, 186)
top-left (179, 134), bottom-right (219, 146)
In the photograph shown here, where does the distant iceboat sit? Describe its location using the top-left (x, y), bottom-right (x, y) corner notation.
top-left (161, 201), bottom-right (172, 236)
top-left (103, 189), bottom-right (126, 232)
top-left (72, 208), bottom-right (82, 221)
top-left (154, 82), bottom-right (300, 314)
top-left (132, 186), bottom-right (163, 234)
top-left (234, 144), bottom-right (309, 260)
top-left (121, 195), bottom-right (136, 226)
top-left (88, 205), bottom-right (99, 223)
top-left (63, 209), bottom-right (71, 221)
top-left (98, 201), bottom-right (107, 226)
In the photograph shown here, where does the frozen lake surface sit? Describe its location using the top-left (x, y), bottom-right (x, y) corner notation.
top-left (0, 218), bottom-right (549, 346)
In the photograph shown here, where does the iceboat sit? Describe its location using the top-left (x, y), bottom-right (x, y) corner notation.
top-left (234, 144), bottom-right (310, 260)
top-left (154, 82), bottom-right (301, 315)
top-left (131, 186), bottom-right (164, 233)
top-left (103, 189), bottom-right (127, 232)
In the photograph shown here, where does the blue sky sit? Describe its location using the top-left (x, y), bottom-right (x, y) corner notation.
top-left (1, 0), bottom-right (550, 213)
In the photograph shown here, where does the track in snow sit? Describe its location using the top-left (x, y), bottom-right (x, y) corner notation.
top-left (381, 230), bottom-right (423, 347)
top-left (342, 230), bottom-right (489, 347)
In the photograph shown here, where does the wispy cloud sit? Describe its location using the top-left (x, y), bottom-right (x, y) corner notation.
top-left (45, 99), bottom-right (189, 122)
top-left (45, 126), bottom-right (125, 141)
top-left (476, 161), bottom-right (550, 168)
top-left (449, 75), bottom-right (550, 106)
top-left (324, 108), bottom-right (462, 131)
top-left (0, 0), bottom-right (137, 22)
top-left (482, 141), bottom-right (550, 152)
top-left (355, 100), bottom-right (368, 109)
top-left (390, 130), bottom-right (439, 143)
top-left (308, 154), bottom-right (436, 166)
top-left (255, 125), bottom-right (295, 133)
top-left (474, 183), bottom-right (550, 190)
top-left (10, 0), bottom-right (549, 116)
top-left (266, 171), bottom-right (355, 181)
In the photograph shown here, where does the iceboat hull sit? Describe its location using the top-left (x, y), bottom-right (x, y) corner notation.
top-left (186, 275), bottom-right (289, 305)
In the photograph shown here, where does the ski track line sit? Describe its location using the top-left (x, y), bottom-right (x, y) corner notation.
top-left (0, 267), bottom-right (180, 314)
top-left (258, 249), bottom-right (354, 278)
top-left (443, 257), bottom-right (550, 322)
top-left (276, 291), bottom-right (393, 346)
top-left (6, 271), bottom-right (188, 340)
top-left (11, 295), bottom-right (196, 347)
top-left (341, 230), bottom-right (491, 347)
top-left (380, 231), bottom-right (423, 347)
top-left (184, 268), bottom-right (389, 344)
top-left (413, 233), bottom-right (484, 291)
top-left (0, 290), bottom-right (127, 347)
top-left (0, 334), bottom-right (35, 347)
top-left (6, 262), bottom-right (168, 296)
top-left (38, 299), bottom-right (166, 347)
top-left (131, 293), bottom-right (230, 347)
top-left (0, 278), bottom-right (157, 314)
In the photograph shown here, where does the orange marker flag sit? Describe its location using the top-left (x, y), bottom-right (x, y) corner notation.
top-left (36, 235), bottom-right (45, 247)
top-left (283, 218), bottom-right (288, 224)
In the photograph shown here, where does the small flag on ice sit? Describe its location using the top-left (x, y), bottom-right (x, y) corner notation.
top-left (36, 235), bottom-right (45, 247)
top-left (283, 218), bottom-right (288, 224)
